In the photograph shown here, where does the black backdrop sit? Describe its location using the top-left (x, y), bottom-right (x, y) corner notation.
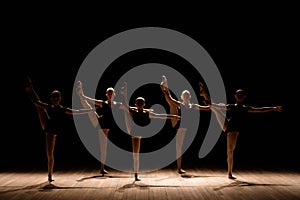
top-left (2, 9), bottom-right (298, 172)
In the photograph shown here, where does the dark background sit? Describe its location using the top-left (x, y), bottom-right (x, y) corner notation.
top-left (2, 7), bottom-right (298, 172)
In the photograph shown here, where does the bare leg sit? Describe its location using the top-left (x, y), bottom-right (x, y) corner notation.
top-left (227, 132), bottom-right (239, 179)
top-left (99, 128), bottom-right (109, 174)
top-left (176, 128), bottom-right (187, 174)
top-left (123, 109), bottom-right (133, 134)
top-left (199, 82), bottom-right (228, 132)
top-left (45, 133), bottom-right (57, 182)
top-left (199, 82), bottom-right (211, 105)
top-left (132, 136), bottom-right (141, 181)
top-left (25, 77), bottom-right (49, 130)
top-left (76, 81), bottom-right (99, 128)
top-left (211, 105), bottom-right (228, 132)
top-left (161, 75), bottom-right (179, 128)
top-left (170, 106), bottom-right (179, 128)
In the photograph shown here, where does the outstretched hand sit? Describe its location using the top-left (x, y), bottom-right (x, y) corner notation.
top-left (274, 106), bottom-right (283, 112)
top-left (173, 115), bottom-right (181, 121)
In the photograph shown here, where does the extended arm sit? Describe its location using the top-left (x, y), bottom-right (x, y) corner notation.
top-left (149, 112), bottom-right (181, 120)
top-left (193, 103), bottom-right (211, 111)
top-left (65, 107), bottom-right (95, 115)
top-left (248, 105), bottom-right (282, 113)
top-left (80, 94), bottom-right (104, 107)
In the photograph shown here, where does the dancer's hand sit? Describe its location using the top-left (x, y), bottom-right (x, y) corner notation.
top-left (274, 106), bottom-right (283, 112)
top-left (174, 115), bottom-right (181, 121)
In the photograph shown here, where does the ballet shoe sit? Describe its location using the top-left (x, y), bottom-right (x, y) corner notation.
top-left (161, 75), bottom-right (168, 87)
top-left (228, 174), bottom-right (237, 179)
top-left (48, 175), bottom-right (55, 183)
top-left (134, 173), bottom-right (141, 181)
top-left (177, 169), bottom-right (186, 174)
top-left (100, 169), bottom-right (109, 175)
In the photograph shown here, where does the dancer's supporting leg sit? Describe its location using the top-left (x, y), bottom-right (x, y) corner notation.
top-left (132, 136), bottom-right (141, 181)
top-left (227, 132), bottom-right (239, 179)
top-left (176, 128), bottom-right (187, 174)
top-left (211, 104), bottom-right (228, 132)
top-left (45, 133), bottom-right (56, 182)
top-left (99, 129), bottom-right (109, 174)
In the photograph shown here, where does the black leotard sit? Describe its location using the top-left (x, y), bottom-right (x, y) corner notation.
top-left (225, 103), bottom-right (250, 133)
top-left (130, 109), bottom-right (151, 137)
top-left (97, 101), bottom-right (122, 129)
top-left (44, 105), bottom-right (67, 135)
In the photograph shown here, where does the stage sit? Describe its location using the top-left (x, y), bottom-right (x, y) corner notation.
top-left (1, 166), bottom-right (299, 200)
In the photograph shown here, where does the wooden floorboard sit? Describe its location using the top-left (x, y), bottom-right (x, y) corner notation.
top-left (0, 167), bottom-right (299, 200)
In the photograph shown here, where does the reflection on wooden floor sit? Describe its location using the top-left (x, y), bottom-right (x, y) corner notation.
top-left (1, 167), bottom-right (300, 200)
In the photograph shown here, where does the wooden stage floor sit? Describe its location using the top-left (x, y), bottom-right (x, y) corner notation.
top-left (1, 166), bottom-right (300, 200)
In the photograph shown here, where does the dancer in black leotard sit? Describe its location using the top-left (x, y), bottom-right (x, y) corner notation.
top-left (160, 75), bottom-right (210, 174)
top-left (25, 78), bottom-right (94, 183)
top-left (76, 81), bottom-right (123, 175)
top-left (120, 82), bottom-right (181, 181)
top-left (200, 84), bottom-right (283, 179)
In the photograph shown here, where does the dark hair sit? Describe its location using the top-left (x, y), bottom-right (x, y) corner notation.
top-left (235, 89), bottom-right (245, 94)
top-left (51, 90), bottom-right (61, 98)
top-left (106, 87), bottom-right (115, 92)
top-left (135, 97), bottom-right (145, 103)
